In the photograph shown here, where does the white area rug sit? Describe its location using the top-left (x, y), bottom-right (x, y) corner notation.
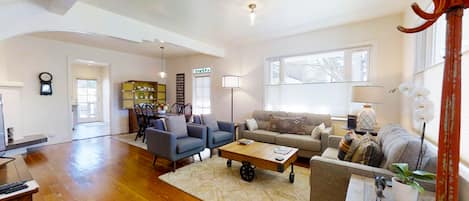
top-left (159, 156), bottom-right (310, 201)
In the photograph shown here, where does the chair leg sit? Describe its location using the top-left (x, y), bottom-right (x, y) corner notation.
top-left (172, 161), bottom-right (176, 172)
top-left (210, 149), bottom-right (213, 158)
top-left (152, 155), bottom-right (157, 166)
top-left (198, 153), bottom-right (203, 162)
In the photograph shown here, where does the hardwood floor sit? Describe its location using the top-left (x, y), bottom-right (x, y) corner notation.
top-left (24, 137), bottom-right (199, 201)
top-left (22, 136), bottom-right (311, 201)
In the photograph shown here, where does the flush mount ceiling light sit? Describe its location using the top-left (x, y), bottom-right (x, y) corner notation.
top-left (248, 3), bottom-right (256, 26)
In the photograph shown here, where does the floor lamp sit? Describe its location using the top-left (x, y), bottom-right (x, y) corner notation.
top-left (222, 75), bottom-right (240, 122)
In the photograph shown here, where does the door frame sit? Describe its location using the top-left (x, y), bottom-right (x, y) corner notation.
top-left (67, 57), bottom-right (112, 141)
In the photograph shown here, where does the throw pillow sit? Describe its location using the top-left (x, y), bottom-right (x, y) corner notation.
top-left (201, 114), bottom-right (219, 131)
top-left (165, 115), bottom-right (188, 139)
top-left (245, 118), bottom-right (258, 131)
top-left (349, 134), bottom-right (384, 167)
top-left (338, 131), bottom-right (356, 160)
top-left (269, 116), bottom-right (306, 134)
top-left (311, 123), bottom-right (326, 139)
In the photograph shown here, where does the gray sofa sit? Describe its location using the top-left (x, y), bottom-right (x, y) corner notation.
top-left (310, 124), bottom-right (437, 201)
top-left (239, 110), bottom-right (333, 158)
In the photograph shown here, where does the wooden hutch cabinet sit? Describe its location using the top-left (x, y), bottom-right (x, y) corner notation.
top-left (121, 80), bottom-right (166, 133)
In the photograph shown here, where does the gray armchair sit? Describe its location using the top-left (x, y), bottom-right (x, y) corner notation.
top-left (146, 117), bottom-right (207, 171)
top-left (193, 115), bottom-right (235, 157)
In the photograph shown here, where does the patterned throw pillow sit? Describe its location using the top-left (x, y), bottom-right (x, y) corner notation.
top-left (338, 131), bottom-right (356, 160)
top-left (349, 134), bottom-right (384, 167)
top-left (269, 116), bottom-right (306, 134)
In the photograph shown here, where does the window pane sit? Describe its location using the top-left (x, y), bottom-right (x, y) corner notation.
top-left (283, 51), bottom-right (345, 84)
top-left (270, 60), bottom-right (280, 84)
top-left (433, 15), bottom-right (446, 65)
top-left (351, 50), bottom-right (369, 82)
top-left (193, 76), bottom-right (211, 115)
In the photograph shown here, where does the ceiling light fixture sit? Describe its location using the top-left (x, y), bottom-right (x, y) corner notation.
top-left (249, 3), bottom-right (256, 26)
top-left (160, 46), bottom-right (167, 79)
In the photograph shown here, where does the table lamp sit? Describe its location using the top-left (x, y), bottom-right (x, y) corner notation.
top-left (352, 85), bottom-right (384, 130)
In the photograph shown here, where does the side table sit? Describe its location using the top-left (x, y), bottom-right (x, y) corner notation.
top-left (346, 174), bottom-right (435, 201)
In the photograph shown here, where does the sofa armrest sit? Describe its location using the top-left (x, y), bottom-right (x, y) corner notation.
top-left (309, 156), bottom-right (394, 201)
top-left (218, 121), bottom-right (235, 133)
top-left (327, 135), bottom-right (343, 148)
top-left (238, 123), bottom-right (247, 139)
top-left (187, 124), bottom-right (207, 145)
top-left (146, 128), bottom-right (177, 160)
top-left (319, 127), bottom-right (334, 152)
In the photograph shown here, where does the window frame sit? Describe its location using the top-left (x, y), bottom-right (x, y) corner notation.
top-left (265, 45), bottom-right (372, 86)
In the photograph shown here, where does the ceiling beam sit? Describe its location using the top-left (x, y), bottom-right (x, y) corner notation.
top-left (47, 0), bottom-right (77, 15)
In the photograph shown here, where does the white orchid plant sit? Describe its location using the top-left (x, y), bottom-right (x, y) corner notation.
top-left (394, 81), bottom-right (435, 170)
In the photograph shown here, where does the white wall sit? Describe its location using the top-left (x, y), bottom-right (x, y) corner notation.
top-left (0, 35), bottom-right (163, 144)
top-left (167, 14), bottom-right (404, 130)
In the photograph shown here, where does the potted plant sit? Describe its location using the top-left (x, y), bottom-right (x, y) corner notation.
top-left (391, 163), bottom-right (436, 201)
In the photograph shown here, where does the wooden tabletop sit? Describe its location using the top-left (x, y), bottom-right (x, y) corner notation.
top-left (0, 156), bottom-right (38, 201)
top-left (218, 140), bottom-right (298, 172)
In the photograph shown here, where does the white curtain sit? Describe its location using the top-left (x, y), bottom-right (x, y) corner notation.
top-left (264, 82), bottom-right (363, 116)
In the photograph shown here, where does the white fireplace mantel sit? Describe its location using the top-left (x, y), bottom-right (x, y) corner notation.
top-left (0, 82), bottom-right (24, 88)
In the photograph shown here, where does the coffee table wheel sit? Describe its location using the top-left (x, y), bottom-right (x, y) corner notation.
top-left (240, 162), bottom-right (255, 182)
top-left (227, 160), bottom-right (232, 167)
top-left (289, 172), bottom-right (295, 183)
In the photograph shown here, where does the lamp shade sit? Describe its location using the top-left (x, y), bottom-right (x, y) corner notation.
top-left (222, 75), bottom-right (240, 88)
top-left (352, 85), bottom-right (384, 104)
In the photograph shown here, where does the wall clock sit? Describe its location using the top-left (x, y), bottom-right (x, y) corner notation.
top-left (39, 72), bottom-right (53, 96)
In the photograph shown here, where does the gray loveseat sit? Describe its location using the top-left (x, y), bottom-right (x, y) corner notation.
top-left (310, 124), bottom-right (437, 201)
top-left (239, 110), bottom-right (333, 158)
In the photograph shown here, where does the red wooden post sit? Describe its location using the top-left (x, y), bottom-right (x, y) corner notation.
top-left (436, 7), bottom-right (463, 201)
top-left (398, 0), bottom-right (468, 200)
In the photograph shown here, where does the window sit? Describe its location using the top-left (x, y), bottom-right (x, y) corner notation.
top-left (77, 79), bottom-right (98, 122)
top-left (193, 76), bottom-right (211, 115)
top-left (264, 46), bottom-right (371, 116)
top-left (415, 10), bottom-right (469, 72)
top-left (414, 9), bottom-right (469, 166)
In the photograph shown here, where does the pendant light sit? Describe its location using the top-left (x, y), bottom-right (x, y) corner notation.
top-left (249, 3), bottom-right (256, 26)
top-left (159, 46), bottom-right (166, 79)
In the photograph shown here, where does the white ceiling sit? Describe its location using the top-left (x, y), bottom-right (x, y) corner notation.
top-left (31, 31), bottom-right (199, 58)
top-left (79, 0), bottom-right (413, 47)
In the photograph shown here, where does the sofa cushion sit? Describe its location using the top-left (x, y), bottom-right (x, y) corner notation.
top-left (322, 148), bottom-right (339, 160)
top-left (269, 116), bottom-right (306, 134)
top-left (288, 112), bottom-right (332, 134)
top-left (245, 118), bottom-right (258, 131)
top-left (212, 131), bottom-right (233, 144)
top-left (311, 123), bottom-right (326, 139)
top-left (378, 124), bottom-right (425, 171)
top-left (275, 134), bottom-right (321, 152)
top-left (201, 114), bottom-right (219, 131)
top-left (252, 111), bottom-right (287, 130)
top-left (349, 134), bottom-right (383, 167)
top-left (242, 129), bottom-right (279, 143)
top-left (338, 131), bottom-right (356, 160)
top-left (176, 137), bottom-right (204, 154)
top-left (166, 115), bottom-right (188, 139)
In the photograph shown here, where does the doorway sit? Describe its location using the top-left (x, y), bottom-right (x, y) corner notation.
top-left (77, 79), bottom-right (99, 122)
top-left (70, 60), bottom-right (111, 140)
